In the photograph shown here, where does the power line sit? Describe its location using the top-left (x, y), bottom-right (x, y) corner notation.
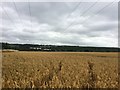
top-left (80, 0), bottom-right (117, 24)
top-left (64, 0), bottom-right (116, 32)
top-left (56, 1), bottom-right (82, 29)
top-left (79, 0), bottom-right (99, 17)
top-left (13, 0), bottom-right (24, 27)
top-left (28, 0), bottom-right (32, 30)
top-left (66, 1), bottom-right (82, 19)
top-left (1, 5), bottom-right (19, 30)
top-left (64, 0), bottom-right (99, 32)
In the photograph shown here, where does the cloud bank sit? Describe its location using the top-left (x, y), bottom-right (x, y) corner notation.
top-left (0, 2), bottom-right (118, 47)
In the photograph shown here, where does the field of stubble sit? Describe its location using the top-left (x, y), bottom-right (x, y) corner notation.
top-left (2, 51), bottom-right (118, 88)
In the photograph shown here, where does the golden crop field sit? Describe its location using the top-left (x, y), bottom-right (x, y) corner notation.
top-left (2, 51), bottom-right (119, 88)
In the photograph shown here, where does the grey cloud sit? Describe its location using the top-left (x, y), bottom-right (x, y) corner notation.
top-left (1, 2), bottom-right (118, 47)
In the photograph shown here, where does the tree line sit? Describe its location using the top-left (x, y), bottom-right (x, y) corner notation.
top-left (0, 42), bottom-right (119, 52)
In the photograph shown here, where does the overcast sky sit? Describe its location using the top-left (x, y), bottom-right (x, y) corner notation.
top-left (0, 1), bottom-right (118, 47)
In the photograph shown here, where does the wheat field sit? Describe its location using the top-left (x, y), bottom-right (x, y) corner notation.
top-left (2, 51), bottom-right (118, 88)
